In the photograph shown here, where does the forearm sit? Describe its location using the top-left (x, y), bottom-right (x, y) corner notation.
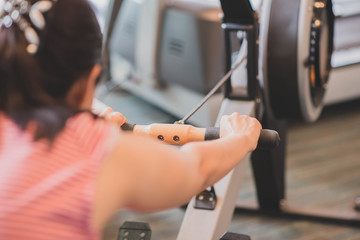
top-left (92, 112), bottom-right (260, 228)
top-left (120, 133), bottom-right (253, 211)
top-left (180, 134), bottom-right (251, 190)
top-left (93, 129), bottom-right (256, 227)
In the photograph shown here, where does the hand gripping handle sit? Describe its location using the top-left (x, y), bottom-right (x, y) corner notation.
top-left (121, 123), bottom-right (280, 150)
top-left (205, 127), bottom-right (280, 150)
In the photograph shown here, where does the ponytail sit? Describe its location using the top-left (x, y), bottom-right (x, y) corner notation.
top-left (0, 0), bottom-right (103, 141)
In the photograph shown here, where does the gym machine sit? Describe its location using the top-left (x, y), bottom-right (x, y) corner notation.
top-left (91, 0), bottom-right (360, 125)
top-left (92, 0), bottom-right (360, 238)
top-left (94, 2), bottom-right (280, 239)
top-left (241, 0), bottom-right (360, 227)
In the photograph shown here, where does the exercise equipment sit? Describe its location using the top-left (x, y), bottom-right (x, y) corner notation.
top-left (93, 0), bottom-right (360, 238)
top-left (234, 0), bottom-right (360, 228)
top-left (95, 1), bottom-right (278, 239)
top-left (121, 123), bottom-right (280, 149)
top-left (260, 0), bottom-right (334, 122)
top-left (95, 0), bottom-right (360, 124)
top-left (106, 0), bottom-right (233, 127)
top-left (118, 222), bottom-right (152, 240)
top-left (325, 0), bottom-right (360, 104)
top-left (117, 221), bottom-right (252, 240)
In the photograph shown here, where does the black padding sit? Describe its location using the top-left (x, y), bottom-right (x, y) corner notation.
top-left (267, 0), bottom-right (302, 119)
top-left (220, 0), bottom-right (254, 24)
top-left (205, 127), bottom-right (280, 150)
top-left (220, 232), bottom-right (251, 240)
top-left (258, 129), bottom-right (280, 150)
top-left (205, 127), bottom-right (220, 141)
top-left (118, 221), bottom-right (151, 240)
top-left (120, 123), bottom-right (135, 131)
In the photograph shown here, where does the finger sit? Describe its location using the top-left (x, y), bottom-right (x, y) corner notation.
top-left (220, 115), bottom-right (233, 138)
top-left (108, 112), bottom-right (127, 126)
top-left (100, 108), bottom-right (114, 119)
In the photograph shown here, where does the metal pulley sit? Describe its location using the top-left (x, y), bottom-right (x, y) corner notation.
top-left (260, 0), bottom-right (334, 122)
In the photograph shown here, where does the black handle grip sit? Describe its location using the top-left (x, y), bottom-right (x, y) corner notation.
top-left (206, 128), bottom-right (280, 150)
top-left (258, 129), bottom-right (280, 149)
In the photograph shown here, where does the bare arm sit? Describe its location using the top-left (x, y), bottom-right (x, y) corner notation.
top-left (91, 113), bottom-right (261, 230)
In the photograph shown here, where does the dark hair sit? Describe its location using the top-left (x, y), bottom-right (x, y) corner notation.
top-left (0, 0), bottom-right (103, 140)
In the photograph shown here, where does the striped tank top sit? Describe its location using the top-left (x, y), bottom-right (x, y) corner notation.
top-left (0, 112), bottom-right (117, 240)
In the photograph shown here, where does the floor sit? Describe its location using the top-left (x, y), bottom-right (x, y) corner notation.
top-left (97, 87), bottom-right (360, 240)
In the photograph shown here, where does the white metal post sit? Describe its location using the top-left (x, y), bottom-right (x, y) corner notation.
top-left (177, 99), bottom-right (255, 240)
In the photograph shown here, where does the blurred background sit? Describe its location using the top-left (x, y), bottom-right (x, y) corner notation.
top-left (88, 0), bottom-right (360, 239)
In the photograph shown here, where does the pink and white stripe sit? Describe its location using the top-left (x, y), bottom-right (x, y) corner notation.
top-left (0, 113), bottom-right (115, 240)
